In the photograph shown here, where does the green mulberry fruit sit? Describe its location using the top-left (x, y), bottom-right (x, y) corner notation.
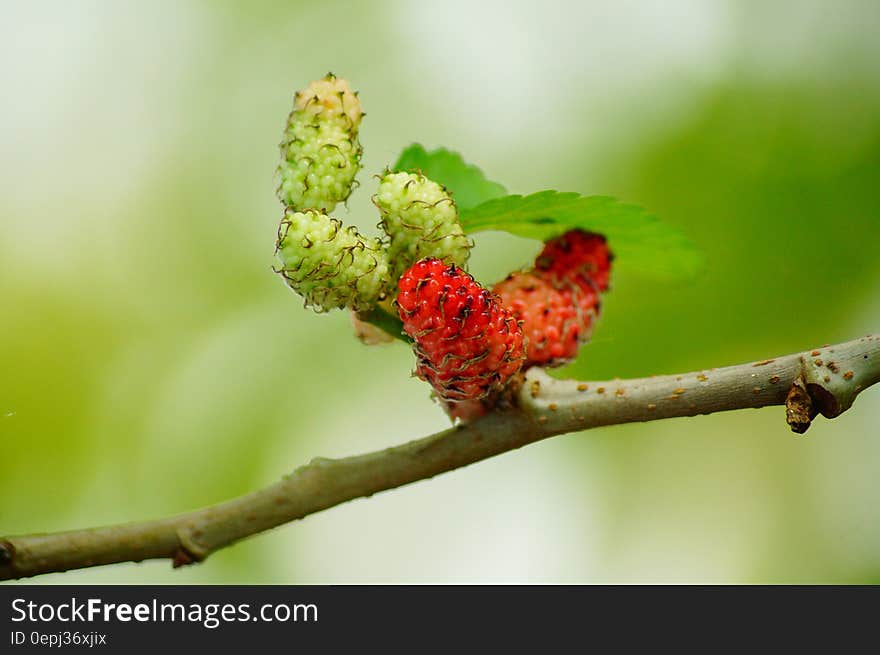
top-left (374, 171), bottom-right (471, 280)
top-left (275, 209), bottom-right (389, 312)
top-left (277, 74), bottom-right (363, 212)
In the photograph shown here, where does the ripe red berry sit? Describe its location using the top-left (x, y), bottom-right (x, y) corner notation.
top-left (397, 259), bottom-right (526, 408)
top-left (493, 271), bottom-right (597, 366)
top-left (536, 230), bottom-right (613, 293)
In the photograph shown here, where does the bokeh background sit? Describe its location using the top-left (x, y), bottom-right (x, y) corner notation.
top-left (2, 0), bottom-right (879, 584)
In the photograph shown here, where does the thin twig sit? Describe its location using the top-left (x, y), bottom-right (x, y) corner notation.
top-left (2, 335), bottom-right (878, 581)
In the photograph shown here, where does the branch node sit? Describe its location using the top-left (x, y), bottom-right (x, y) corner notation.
top-left (805, 383), bottom-right (840, 418)
top-left (0, 540), bottom-right (13, 564)
top-left (172, 548), bottom-right (196, 568)
top-left (174, 528), bottom-right (209, 568)
top-left (785, 376), bottom-right (816, 434)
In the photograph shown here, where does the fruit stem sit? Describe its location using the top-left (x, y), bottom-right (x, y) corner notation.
top-left (356, 306), bottom-right (410, 344)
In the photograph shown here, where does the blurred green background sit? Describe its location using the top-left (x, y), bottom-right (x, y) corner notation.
top-left (2, 0), bottom-right (879, 583)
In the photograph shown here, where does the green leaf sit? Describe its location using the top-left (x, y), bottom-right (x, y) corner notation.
top-left (460, 191), bottom-right (704, 279)
top-left (392, 143), bottom-right (507, 211)
top-left (390, 145), bottom-right (702, 279)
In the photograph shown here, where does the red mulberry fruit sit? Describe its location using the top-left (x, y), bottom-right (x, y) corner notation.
top-left (397, 259), bottom-right (525, 408)
top-left (536, 230), bottom-right (613, 293)
top-left (493, 271), bottom-right (597, 367)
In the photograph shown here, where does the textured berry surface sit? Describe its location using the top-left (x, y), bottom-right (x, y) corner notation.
top-left (493, 271), bottom-right (597, 366)
top-left (397, 259), bottom-right (525, 405)
top-left (277, 74), bottom-right (363, 212)
top-left (293, 74), bottom-right (363, 128)
top-left (375, 172), bottom-right (471, 280)
top-left (275, 209), bottom-right (389, 312)
top-left (536, 230), bottom-right (613, 293)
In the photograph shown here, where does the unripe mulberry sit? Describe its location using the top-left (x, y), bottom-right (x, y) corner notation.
top-left (293, 74), bottom-right (363, 129)
top-left (277, 74), bottom-right (363, 212)
top-left (275, 209), bottom-right (389, 312)
top-left (493, 271), bottom-right (597, 366)
top-left (536, 230), bottom-right (613, 293)
top-left (397, 259), bottom-right (525, 407)
top-left (375, 172), bottom-right (471, 281)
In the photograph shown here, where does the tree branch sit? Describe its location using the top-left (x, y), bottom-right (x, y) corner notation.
top-left (2, 335), bottom-right (878, 581)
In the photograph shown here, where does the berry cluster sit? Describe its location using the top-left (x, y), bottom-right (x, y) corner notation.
top-left (274, 76), bottom-right (471, 315)
top-left (272, 75), bottom-right (615, 422)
